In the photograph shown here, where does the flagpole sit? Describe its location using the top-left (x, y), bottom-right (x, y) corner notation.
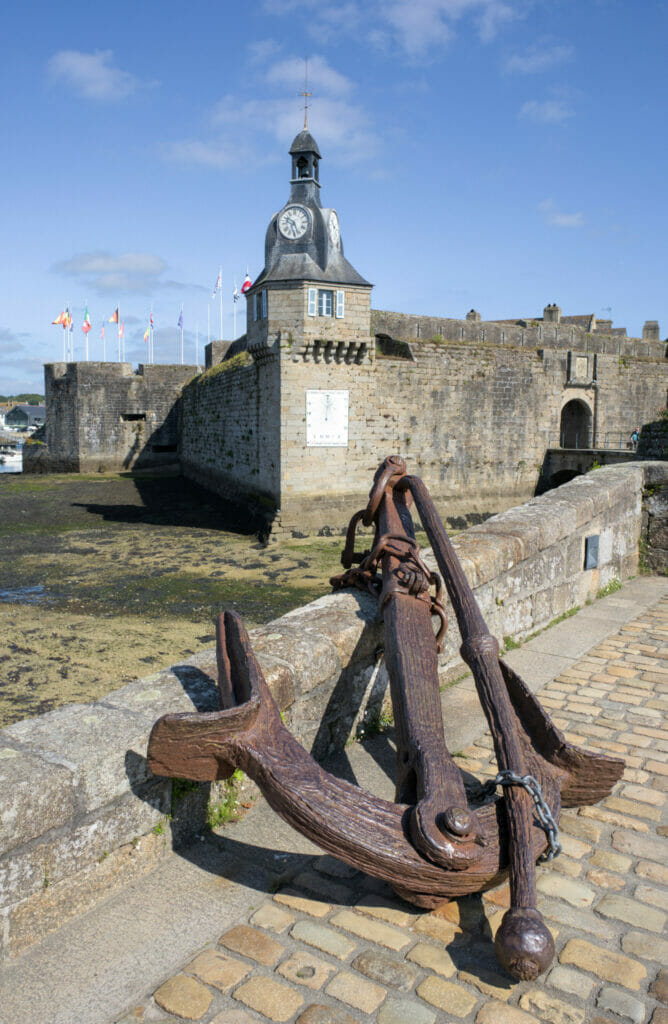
top-left (180, 305), bottom-right (184, 364)
top-left (219, 265), bottom-right (223, 339)
top-left (84, 301), bottom-right (89, 361)
top-left (196, 322), bottom-right (199, 366)
top-left (117, 302), bottom-right (121, 362)
top-left (207, 304), bottom-right (210, 346)
top-left (233, 281), bottom-right (237, 339)
top-left (62, 314), bottom-right (66, 362)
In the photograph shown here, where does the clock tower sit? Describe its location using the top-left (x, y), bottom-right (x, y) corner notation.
top-left (238, 128), bottom-right (374, 533)
top-left (245, 128), bottom-right (372, 358)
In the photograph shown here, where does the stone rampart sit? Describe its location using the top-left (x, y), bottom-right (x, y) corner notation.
top-left (371, 309), bottom-right (667, 361)
top-left (0, 461), bottom-right (665, 958)
top-left (32, 362), bottom-right (200, 474)
top-left (179, 351), bottom-right (281, 511)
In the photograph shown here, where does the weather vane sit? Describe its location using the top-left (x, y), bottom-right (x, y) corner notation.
top-left (299, 55), bottom-right (312, 129)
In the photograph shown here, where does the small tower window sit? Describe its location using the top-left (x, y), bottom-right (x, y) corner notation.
top-left (297, 156), bottom-right (309, 178)
top-left (318, 290), bottom-right (333, 317)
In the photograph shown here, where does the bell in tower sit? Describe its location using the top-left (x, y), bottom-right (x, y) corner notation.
top-left (289, 130), bottom-right (322, 206)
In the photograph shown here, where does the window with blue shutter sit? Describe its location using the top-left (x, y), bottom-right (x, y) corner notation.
top-left (308, 288), bottom-right (317, 316)
top-left (261, 289), bottom-right (268, 319)
top-left (336, 290), bottom-right (345, 318)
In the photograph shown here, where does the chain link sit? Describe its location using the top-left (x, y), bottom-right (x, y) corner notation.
top-left (485, 770), bottom-right (562, 862)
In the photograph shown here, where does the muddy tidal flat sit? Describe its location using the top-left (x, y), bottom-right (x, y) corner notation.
top-left (0, 471), bottom-right (350, 727)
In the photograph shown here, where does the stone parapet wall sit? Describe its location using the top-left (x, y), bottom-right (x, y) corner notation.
top-left (371, 309), bottom-right (667, 361)
top-left (0, 461), bottom-right (665, 958)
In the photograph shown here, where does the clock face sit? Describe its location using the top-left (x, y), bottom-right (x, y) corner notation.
top-left (278, 206), bottom-right (309, 240)
top-left (328, 211), bottom-right (340, 246)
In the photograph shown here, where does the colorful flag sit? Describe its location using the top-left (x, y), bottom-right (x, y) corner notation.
top-left (233, 281), bottom-right (240, 303)
top-left (241, 273), bottom-right (252, 294)
top-left (101, 325), bottom-right (105, 341)
top-left (52, 310), bottom-right (68, 326)
top-left (143, 328), bottom-right (150, 343)
top-left (109, 308), bottom-right (119, 323)
top-left (119, 322), bottom-right (124, 339)
top-left (82, 307), bottom-right (92, 334)
top-left (64, 308), bottom-right (72, 329)
top-left (150, 312), bottom-right (154, 329)
top-left (177, 310), bottom-right (183, 329)
top-left (212, 270), bottom-right (222, 299)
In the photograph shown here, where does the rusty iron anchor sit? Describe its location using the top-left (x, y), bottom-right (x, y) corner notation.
top-left (147, 456), bottom-right (624, 981)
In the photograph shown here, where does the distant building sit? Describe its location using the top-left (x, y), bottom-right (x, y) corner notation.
top-left (6, 404), bottom-right (46, 430)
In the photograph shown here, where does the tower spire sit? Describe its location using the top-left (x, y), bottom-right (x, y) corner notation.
top-left (299, 55), bottom-right (312, 129)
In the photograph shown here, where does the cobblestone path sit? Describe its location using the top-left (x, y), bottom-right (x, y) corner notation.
top-left (116, 593), bottom-right (668, 1024)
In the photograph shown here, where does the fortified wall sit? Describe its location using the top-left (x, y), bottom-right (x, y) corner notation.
top-left (36, 362), bottom-right (200, 473)
top-left (180, 309), bottom-right (668, 533)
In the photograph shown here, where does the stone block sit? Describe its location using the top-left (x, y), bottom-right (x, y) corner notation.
top-left (559, 938), bottom-right (646, 990)
top-left (352, 950), bottom-right (417, 991)
top-left (597, 986), bottom-right (646, 1024)
top-left (6, 830), bottom-right (166, 955)
top-left (416, 977), bottom-right (478, 1017)
top-left (0, 779), bottom-right (168, 907)
top-left (234, 977), bottom-right (304, 1022)
top-left (325, 970), bottom-right (386, 1013)
top-left (291, 920), bottom-right (357, 960)
top-left (278, 950), bottom-right (336, 990)
top-left (154, 974), bottom-right (213, 1020)
top-left (0, 744), bottom-right (76, 855)
top-left (219, 924), bottom-right (284, 965)
top-left (330, 909), bottom-right (410, 951)
top-left (4, 703), bottom-right (154, 813)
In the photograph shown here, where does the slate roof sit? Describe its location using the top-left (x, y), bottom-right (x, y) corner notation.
top-left (289, 130), bottom-right (321, 158)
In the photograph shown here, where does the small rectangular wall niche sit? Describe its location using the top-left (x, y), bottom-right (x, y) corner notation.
top-left (584, 534), bottom-right (599, 569)
top-left (120, 413), bottom-right (146, 421)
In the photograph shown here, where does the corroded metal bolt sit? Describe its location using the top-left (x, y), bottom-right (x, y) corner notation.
top-left (443, 806), bottom-right (472, 836)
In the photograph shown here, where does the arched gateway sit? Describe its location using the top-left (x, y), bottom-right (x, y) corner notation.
top-left (560, 399), bottom-right (592, 449)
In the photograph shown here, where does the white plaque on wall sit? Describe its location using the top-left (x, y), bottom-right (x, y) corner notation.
top-left (305, 390), bottom-right (349, 447)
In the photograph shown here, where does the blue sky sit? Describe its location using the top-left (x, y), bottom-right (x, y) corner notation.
top-left (1, 0), bottom-right (666, 393)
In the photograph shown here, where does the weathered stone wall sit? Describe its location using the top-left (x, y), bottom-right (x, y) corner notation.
top-left (179, 352), bottom-right (281, 508)
top-left (35, 363), bottom-right (200, 474)
top-left (276, 337), bottom-right (668, 531)
top-left (0, 460), bottom-right (664, 958)
top-left (371, 309), bottom-right (667, 361)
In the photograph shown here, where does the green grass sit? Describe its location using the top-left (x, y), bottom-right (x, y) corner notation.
top-left (597, 578), bottom-right (622, 599)
top-left (207, 770), bottom-right (244, 827)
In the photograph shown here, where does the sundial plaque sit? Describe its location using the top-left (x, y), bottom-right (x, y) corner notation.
top-left (305, 390), bottom-right (349, 447)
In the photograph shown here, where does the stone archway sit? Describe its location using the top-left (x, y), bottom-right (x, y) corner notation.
top-left (560, 399), bottom-right (592, 449)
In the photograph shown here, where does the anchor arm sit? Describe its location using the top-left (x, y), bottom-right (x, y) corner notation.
top-left (147, 610), bottom-right (556, 901)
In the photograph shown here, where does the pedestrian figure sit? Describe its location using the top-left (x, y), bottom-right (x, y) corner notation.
top-left (631, 427), bottom-right (639, 450)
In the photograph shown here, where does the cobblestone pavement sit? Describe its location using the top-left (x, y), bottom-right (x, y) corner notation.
top-left (115, 593), bottom-right (668, 1024)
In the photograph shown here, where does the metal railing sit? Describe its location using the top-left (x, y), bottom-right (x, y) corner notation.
top-left (545, 432), bottom-right (637, 452)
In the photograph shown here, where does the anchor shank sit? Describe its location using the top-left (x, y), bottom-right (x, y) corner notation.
top-left (376, 481), bottom-right (484, 867)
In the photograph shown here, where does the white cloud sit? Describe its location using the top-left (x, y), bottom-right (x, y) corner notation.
top-left (262, 0), bottom-right (522, 55)
top-left (505, 43), bottom-right (573, 73)
top-left (538, 198), bottom-right (583, 228)
top-left (46, 49), bottom-right (150, 101)
top-left (166, 52), bottom-right (379, 170)
top-left (519, 98), bottom-right (574, 123)
top-left (54, 251), bottom-right (169, 294)
top-left (266, 55), bottom-right (353, 96)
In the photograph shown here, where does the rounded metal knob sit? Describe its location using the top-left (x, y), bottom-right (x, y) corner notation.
top-left (442, 806), bottom-right (472, 837)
